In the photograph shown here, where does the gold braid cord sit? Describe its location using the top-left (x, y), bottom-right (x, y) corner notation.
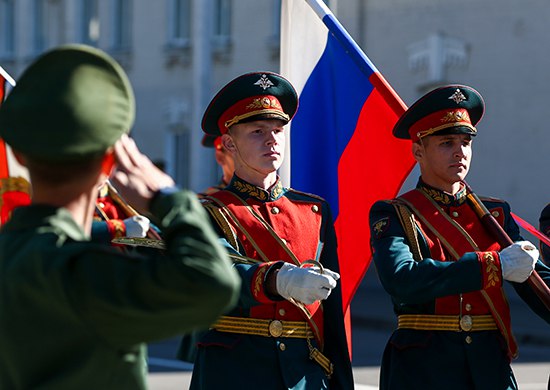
top-left (392, 201), bottom-right (424, 262)
top-left (203, 202), bottom-right (240, 252)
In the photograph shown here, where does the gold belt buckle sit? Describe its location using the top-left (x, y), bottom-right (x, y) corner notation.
top-left (269, 320), bottom-right (284, 337)
top-left (460, 315), bottom-right (473, 331)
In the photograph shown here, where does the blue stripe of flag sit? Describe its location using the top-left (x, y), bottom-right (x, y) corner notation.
top-left (290, 30), bottom-right (375, 217)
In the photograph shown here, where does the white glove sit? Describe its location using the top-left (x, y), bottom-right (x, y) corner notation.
top-left (309, 266), bottom-right (341, 281)
top-left (499, 241), bottom-right (538, 283)
top-left (123, 215), bottom-right (150, 238)
top-left (276, 263), bottom-right (340, 305)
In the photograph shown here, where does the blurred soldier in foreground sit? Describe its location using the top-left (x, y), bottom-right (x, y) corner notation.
top-left (0, 44), bottom-right (239, 389)
top-left (184, 72), bottom-right (353, 389)
top-left (369, 85), bottom-right (550, 389)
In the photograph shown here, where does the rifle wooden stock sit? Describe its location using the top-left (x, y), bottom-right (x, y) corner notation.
top-left (464, 182), bottom-right (550, 312)
top-left (105, 180), bottom-right (163, 241)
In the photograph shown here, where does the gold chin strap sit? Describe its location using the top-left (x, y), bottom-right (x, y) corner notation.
top-left (416, 123), bottom-right (477, 140)
top-left (224, 110), bottom-right (289, 129)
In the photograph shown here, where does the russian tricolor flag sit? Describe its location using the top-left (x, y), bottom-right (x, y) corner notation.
top-left (280, 0), bottom-right (415, 322)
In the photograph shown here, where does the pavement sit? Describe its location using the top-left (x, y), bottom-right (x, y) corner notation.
top-left (351, 265), bottom-right (550, 349)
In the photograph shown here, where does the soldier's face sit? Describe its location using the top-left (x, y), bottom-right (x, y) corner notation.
top-left (223, 119), bottom-right (286, 176)
top-left (413, 133), bottom-right (472, 192)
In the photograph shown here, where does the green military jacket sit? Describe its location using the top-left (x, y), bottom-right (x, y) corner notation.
top-left (0, 190), bottom-right (240, 389)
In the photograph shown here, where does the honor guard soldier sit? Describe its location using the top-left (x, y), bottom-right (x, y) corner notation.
top-left (0, 45), bottom-right (239, 389)
top-left (198, 134), bottom-right (235, 197)
top-left (369, 85), bottom-right (550, 390)
top-left (183, 72), bottom-right (354, 389)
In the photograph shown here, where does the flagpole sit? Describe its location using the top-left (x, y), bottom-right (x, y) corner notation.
top-left (189, 0), bottom-right (214, 193)
top-left (0, 66), bottom-right (16, 87)
top-left (304, 0), bottom-right (406, 112)
top-left (305, 0), bottom-right (379, 75)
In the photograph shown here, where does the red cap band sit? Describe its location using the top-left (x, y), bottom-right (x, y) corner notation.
top-left (409, 108), bottom-right (476, 142)
top-left (217, 95), bottom-right (290, 134)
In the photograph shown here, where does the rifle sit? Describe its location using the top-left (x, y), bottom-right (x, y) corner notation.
top-left (102, 180), bottom-right (164, 243)
top-left (464, 182), bottom-right (550, 312)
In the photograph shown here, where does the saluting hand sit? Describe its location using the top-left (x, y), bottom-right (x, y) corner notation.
top-left (110, 134), bottom-right (175, 214)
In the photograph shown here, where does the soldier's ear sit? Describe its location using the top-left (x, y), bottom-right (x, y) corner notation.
top-left (412, 142), bottom-right (423, 162)
top-left (221, 133), bottom-right (236, 153)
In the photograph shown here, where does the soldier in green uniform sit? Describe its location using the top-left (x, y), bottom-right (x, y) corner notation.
top-left (369, 85), bottom-right (550, 389)
top-left (0, 44), bottom-right (240, 389)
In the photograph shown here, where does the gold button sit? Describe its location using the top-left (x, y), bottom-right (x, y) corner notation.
top-left (98, 202), bottom-right (105, 208)
top-left (451, 211), bottom-right (459, 217)
top-left (465, 304), bottom-right (472, 312)
top-left (465, 336), bottom-right (472, 344)
top-left (460, 315), bottom-right (473, 331)
top-left (279, 308), bottom-right (286, 316)
top-left (312, 205), bottom-right (319, 213)
top-left (279, 342), bottom-right (286, 351)
top-left (271, 207), bottom-right (280, 214)
top-left (492, 211), bottom-right (500, 218)
top-left (281, 239), bottom-right (287, 245)
top-left (269, 320), bottom-right (283, 337)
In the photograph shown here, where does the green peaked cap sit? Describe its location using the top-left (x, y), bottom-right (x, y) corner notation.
top-left (0, 44), bottom-right (135, 161)
top-left (202, 71), bottom-right (298, 137)
top-left (392, 84), bottom-right (484, 141)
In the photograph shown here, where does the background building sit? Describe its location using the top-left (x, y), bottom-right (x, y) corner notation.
top-left (1, 0), bottom-right (549, 226)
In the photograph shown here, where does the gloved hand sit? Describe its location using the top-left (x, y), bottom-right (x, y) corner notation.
top-left (308, 266), bottom-right (341, 281)
top-left (276, 262), bottom-right (340, 305)
top-left (123, 215), bottom-right (150, 238)
top-left (499, 240), bottom-right (538, 283)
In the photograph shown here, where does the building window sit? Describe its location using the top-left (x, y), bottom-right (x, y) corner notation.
top-left (80, 0), bottom-right (100, 46)
top-left (0, 0), bottom-right (15, 60)
top-left (167, 0), bottom-right (191, 49)
top-left (164, 97), bottom-right (190, 185)
top-left (213, 0), bottom-right (231, 48)
top-left (33, 0), bottom-right (64, 54)
top-left (111, 0), bottom-right (132, 51)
